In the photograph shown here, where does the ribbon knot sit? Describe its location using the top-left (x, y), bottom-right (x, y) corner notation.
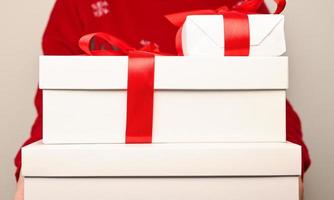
top-left (79, 32), bottom-right (158, 143)
top-left (215, 6), bottom-right (230, 14)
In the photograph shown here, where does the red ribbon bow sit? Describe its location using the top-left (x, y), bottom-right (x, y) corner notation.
top-left (165, 0), bottom-right (286, 56)
top-left (80, 32), bottom-right (160, 143)
top-left (78, 0), bottom-right (286, 143)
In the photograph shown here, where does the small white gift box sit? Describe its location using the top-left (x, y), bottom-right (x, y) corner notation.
top-left (22, 142), bottom-right (301, 200)
top-left (182, 15), bottom-right (286, 56)
top-left (40, 56), bottom-right (288, 144)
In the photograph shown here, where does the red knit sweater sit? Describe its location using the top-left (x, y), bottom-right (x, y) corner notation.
top-left (14, 0), bottom-right (311, 180)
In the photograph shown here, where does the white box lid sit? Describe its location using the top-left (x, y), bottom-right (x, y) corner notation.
top-left (39, 56), bottom-right (288, 90)
top-left (22, 141), bottom-right (301, 177)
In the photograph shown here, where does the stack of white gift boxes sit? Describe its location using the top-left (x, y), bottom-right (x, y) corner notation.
top-left (22, 15), bottom-right (301, 200)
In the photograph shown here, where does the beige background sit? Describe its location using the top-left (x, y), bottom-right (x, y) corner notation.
top-left (0, 0), bottom-right (333, 199)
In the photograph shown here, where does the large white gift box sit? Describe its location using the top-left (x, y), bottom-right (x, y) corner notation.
top-left (40, 56), bottom-right (288, 144)
top-left (182, 15), bottom-right (286, 56)
top-left (22, 142), bottom-right (301, 200)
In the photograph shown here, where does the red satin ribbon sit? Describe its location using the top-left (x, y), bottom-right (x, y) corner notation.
top-left (126, 51), bottom-right (155, 143)
top-left (224, 12), bottom-right (250, 56)
top-left (165, 0), bottom-right (286, 56)
top-left (79, 32), bottom-right (160, 143)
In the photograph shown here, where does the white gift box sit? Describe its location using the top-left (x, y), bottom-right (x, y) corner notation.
top-left (40, 56), bottom-right (288, 144)
top-left (182, 15), bottom-right (286, 56)
top-left (22, 142), bottom-right (301, 200)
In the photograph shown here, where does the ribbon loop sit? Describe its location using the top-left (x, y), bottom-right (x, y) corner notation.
top-left (273, 0), bottom-right (286, 14)
top-left (165, 0), bottom-right (286, 27)
top-left (79, 32), bottom-right (135, 55)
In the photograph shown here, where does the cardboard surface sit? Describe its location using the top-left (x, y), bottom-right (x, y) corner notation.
top-left (43, 90), bottom-right (286, 143)
top-left (22, 142), bottom-right (301, 177)
top-left (39, 56), bottom-right (288, 90)
top-left (25, 177), bottom-right (299, 200)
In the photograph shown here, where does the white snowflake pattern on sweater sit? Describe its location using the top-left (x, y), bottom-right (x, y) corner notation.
top-left (91, 0), bottom-right (110, 17)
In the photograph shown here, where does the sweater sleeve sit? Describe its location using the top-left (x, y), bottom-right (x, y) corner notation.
top-left (286, 100), bottom-right (311, 176)
top-left (14, 0), bottom-right (83, 181)
top-left (42, 0), bottom-right (84, 55)
top-left (256, 2), bottom-right (312, 176)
